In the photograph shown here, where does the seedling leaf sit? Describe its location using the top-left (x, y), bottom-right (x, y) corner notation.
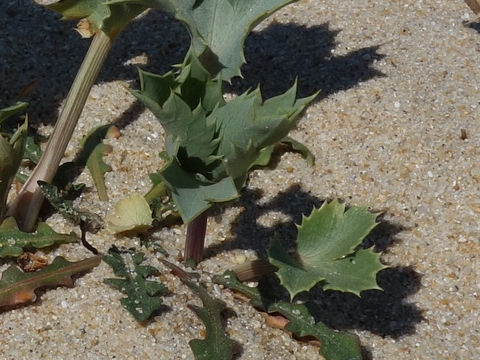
top-left (103, 248), bottom-right (166, 322)
top-left (0, 255), bottom-right (101, 309)
top-left (164, 261), bottom-right (233, 360)
top-left (105, 194), bottom-right (153, 233)
top-left (269, 200), bottom-right (386, 299)
top-left (0, 217), bottom-right (78, 258)
top-left (214, 271), bottom-right (362, 360)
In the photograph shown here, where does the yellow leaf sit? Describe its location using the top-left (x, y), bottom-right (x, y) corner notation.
top-left (106, 194), bottom-right (153, 234)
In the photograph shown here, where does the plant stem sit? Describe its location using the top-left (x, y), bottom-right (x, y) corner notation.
top-left (184, 211), bottom-right (208, 264)
top-left (8, 31), bottom-right (112, 231)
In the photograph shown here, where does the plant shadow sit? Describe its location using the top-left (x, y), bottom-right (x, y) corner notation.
top-left (206, 185), bottom-right (423, 338)
top-left (2, 3), bottom-right (384, 130)
top-left (227, 22), bottom-right (385, 101)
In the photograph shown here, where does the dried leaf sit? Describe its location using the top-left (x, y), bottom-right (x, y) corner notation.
top-left (105, 194), bottom-right (153, 234)
top-left (268, 200), bottom-right (387, 299)
top-left (103, 248), bottom-right (167, 322)
top-left (0, 255), bottom-right (101, 309)
top-left (0, 217), bottom-right (78, 258)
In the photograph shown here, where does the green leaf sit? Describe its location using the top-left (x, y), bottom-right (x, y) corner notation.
top-left (185, 279), bottom-right (233, 360)
top-left (128, 0), bottom-right (299, 80)
top-left (103, 248), bottom-right (167, 322)
top-left (23, 136), bottom-right (42, 164)
top-left (78, 124), bottom-right (116, 201)
top-left (164, 261), bottom-right (233, 360)
top-left (0, 255), bottom-right (101, 309)
top-left (270, 302), bottom-right (363, 360)
top-left (280, 136), bottom-right (315, 166)
top-left (132, 64), bottom-right (316, 223)
top-left (213, 271), bottom-right (363, 360)
top-left (0, 217), bottom-right (78, 258)
top-left (268, 200), bottom-right (387, 299)
top-left (160, 158), bottom-right (238, 223)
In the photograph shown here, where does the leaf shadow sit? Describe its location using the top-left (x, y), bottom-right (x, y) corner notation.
top-left (205, 185), bottom-right (423, 338)
top-left (227, 22), bottom-right (385, 101)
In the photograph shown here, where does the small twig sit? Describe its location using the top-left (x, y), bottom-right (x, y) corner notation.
top-left (80, 221), bottom-right (99, 255)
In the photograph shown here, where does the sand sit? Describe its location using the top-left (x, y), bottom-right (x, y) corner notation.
top-left (0, 0), bottom-right (479, 359)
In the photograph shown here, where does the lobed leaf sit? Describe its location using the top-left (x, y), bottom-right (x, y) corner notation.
top-left (0, 217), bottom-right (78, 258)
top-left (103, 248), bottom-right (167, 322)
top-left (164, 261), bottom-right (233, 360)
top-left (214, 271), bottom-right (363, 360)
top-left (268, 200), bottom-right (387, 299)
top-left (0, 255), bottom-right (101, 309)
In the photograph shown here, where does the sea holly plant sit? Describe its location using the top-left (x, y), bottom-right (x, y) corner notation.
top-left (130, 41), bottom-right (316, 263)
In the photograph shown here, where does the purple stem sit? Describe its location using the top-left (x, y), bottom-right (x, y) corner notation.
top-left (184, 211), bottom-right (208, 264)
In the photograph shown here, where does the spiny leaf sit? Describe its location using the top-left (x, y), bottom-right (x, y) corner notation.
top-left (268, 200), bottom-right (387, 299)
top-left (103, 248), bottom-right (167, 322)
top-left (126, 0), bottom-right (299, 80)
top-left (105, 194), bottom-right (153, 234)
top-left (164, 261), bottom-right (233, 360)
top-left (0, 255), bottom-right (101, 309)
top-left (0, 217), bottom-right (78, 258)
top-left (214, 271), bottom-right (362, 360)
top-left (132, 62), bottom-right (316, 223)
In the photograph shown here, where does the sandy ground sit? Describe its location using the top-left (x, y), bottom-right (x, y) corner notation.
top-left (1, 0), bottom-right (479, 359)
